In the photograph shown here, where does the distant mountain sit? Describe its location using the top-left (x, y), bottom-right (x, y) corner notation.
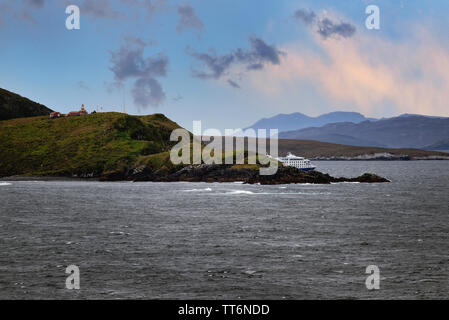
top-left (279, 115), bottom-right (449, 149)
top-left (423, 138), bottom-right (449, 151)
top-left (397, 113), bottom-right (446, 119)
top-left (244, 111), bottom-right (374, 132)
top-left (0, 88), bottom-right (53, 121)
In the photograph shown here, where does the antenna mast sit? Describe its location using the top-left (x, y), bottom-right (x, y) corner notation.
top-left (122, 86), bottom-right (126, 114)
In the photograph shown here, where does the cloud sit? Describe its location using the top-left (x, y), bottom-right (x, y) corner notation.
top-left (80, 0), bottom-right (123, 20)
top-left (293, 9), bottom-right (316, 25)
top-left (61, 0), bottom-right (165, 21)
top-left (317, 18), bottom-right (356, 39)
top-left (247, 28), bottom-right (449, 117)
top-left (25, 0), bottom-right (45, 8)
top-left (176, 4), bottom-right (204, 35)
top-left (227, 80), bottom-right (240, 89)
top-left (187, 47), bottom-right (235, 79)
top-left (236, 36), bottom-right (283, 65)
top-left (294, 8), bottom-right (356, 39)
top-left (0, 0), bottom-right (45, 25)
top-left (109, 37), bottom-right (168, 108)
top-left (187, 36), bottom-right (283, 84)
top-left (247, 63), bottom-right (264, 70)
top-left (120, 0), bottom-right (166, 20)
top-left (132, 77), bottom-right (165, 108)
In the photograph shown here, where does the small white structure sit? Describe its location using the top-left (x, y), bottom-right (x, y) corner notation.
top-left (276, 153), bottom-right (316, 171)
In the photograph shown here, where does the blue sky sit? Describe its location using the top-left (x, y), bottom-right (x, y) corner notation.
top-left (1, 0), bottom-right (448, 131)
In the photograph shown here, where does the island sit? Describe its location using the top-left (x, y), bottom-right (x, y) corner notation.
top-left (0, 111), bottom-right (391, 184)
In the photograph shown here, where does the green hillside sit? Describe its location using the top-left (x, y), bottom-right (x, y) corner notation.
top-left (0, 112), bottom-right (182, 178)
top-left (0, 88), bottom-right (54, 121)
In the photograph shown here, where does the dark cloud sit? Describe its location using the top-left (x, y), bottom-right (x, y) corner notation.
top-left (317, 18), bottom-right (356, 39)
top-left (120, 0), bottom-right (166, 20)
top-left (80, 0), bottom-right (123, 20)
top-left (187, 48), bottom-right (235, 79)
top-left (188, 37), bottom-right (283, 82)
top-left (110, 37), bottom-right (167, 80)
top-left (176, 4), bottom-right (204, 35)
top-left (132, 77), bottom-right (165, 108)
top-left (247, 63), bottom-right (264, 70)
top-left (293, 9), bottom-right (316, 25)
top-left (294, 8), bottom-right (356, 39)
top-left (109, 37), bottom-right (168, 108)
top-left (25, 0), bottom-right (45, 8)
top-left (62, 0), bottom-right (164, 20)
top-left (236, 36), bottom-right (282, 65)
top-left (227, 80), bottom-right (240, 89)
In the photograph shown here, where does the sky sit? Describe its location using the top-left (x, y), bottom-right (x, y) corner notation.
top-left (0, 0), bottom-right (448, 131)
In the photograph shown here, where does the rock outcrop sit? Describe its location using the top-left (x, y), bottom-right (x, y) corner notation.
top-left (104, 164), bottom-right (390, 184)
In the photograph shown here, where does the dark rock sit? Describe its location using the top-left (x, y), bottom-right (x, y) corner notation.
top-left (127, 164), bottom-right (390, 185)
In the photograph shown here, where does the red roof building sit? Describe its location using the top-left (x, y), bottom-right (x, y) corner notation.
top-left (67, 104), bottom-right (88, 117)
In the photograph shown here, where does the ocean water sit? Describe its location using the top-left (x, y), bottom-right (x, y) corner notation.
top-left (0, 161), bottom-right (448, 299)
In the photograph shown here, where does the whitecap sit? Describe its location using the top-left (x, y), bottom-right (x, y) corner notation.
top-left (0, 182), bottom-right (11, 186)
top-left (182, 188), bottom-right (212, 192)
top-left (227, 190), bottom-right (254, 195)
top-left (244, 270), bottom-right (257, 275)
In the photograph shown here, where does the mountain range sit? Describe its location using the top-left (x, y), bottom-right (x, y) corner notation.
top-left (245, 111), bottom-right (375, 132)
top-left (246, 111), bottom-right (449, 150)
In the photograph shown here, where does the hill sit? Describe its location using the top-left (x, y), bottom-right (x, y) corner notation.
top-left (244, 111), bottom-right (372, 132)
top-left (279, 115), bottom-right (449, 149)
top-left (215, 136), bottom-right (448, 160)
top-left (0, 112), bottom-right (182, 178)
top-left (0, 88), bottom-right (54, 121)
top-left (0, 113), bottom-right (393, 183)
top-left (277, 139), bottom-right (448, 160)
top-left (423, 138), bottom-right (449, 151)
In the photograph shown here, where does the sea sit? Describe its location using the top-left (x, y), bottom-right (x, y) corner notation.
top-left (1, 161), bottom-right (448, 299)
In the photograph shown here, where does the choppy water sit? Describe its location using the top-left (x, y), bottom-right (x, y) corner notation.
top-left (1, 161), bottom-right (448, 299)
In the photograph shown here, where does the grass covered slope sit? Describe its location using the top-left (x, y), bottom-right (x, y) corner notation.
top-left (0, 112), bottom-right (181, 178)
top-left (0, 88), bottom-right (54, 121)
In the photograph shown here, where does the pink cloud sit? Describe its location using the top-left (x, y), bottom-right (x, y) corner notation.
top-left (248, 28), bottom-right (449, 117)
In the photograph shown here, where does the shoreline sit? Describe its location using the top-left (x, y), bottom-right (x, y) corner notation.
top-left (0, 175), bottom-right (100, 182)
top-left (311, 157), bottom-right (449, 161)
top-left (4, 159), bottom-right (448, 184)
top-left (1, 165), bottom-right (390, 184)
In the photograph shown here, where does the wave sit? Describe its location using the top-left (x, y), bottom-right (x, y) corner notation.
top-left (0, 182), bottom-right (12, 186)
top-left (227, 190), bottom-right (254, 195)
top-left (182, 187), bottom-right (213, 192)
top-left (222, 190), bottom-right (330, 196)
